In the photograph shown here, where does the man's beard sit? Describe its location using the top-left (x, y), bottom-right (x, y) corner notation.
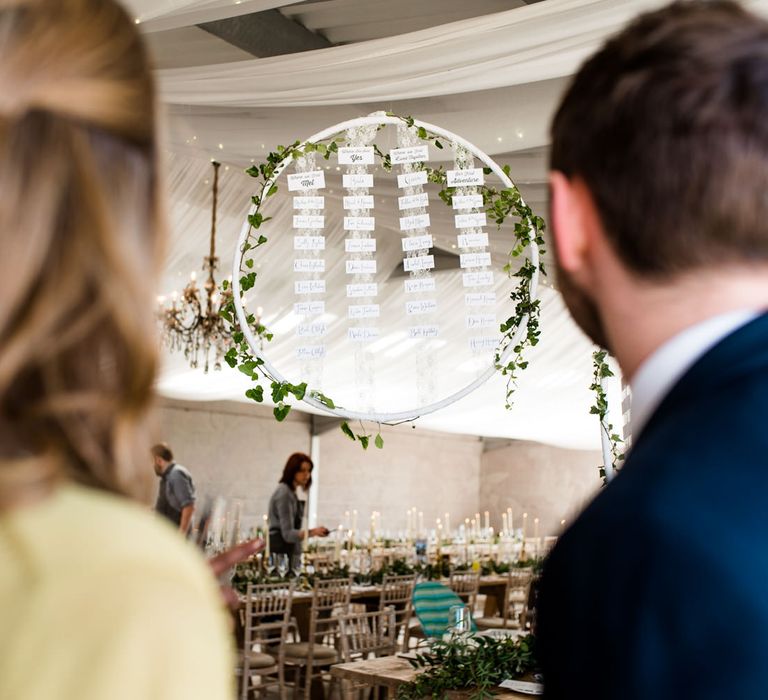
top-left (554, 257), bottom-right (613, 352)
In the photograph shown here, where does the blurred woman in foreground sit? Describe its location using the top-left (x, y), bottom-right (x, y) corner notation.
top-left (0, 1), bottom-right (238, 697)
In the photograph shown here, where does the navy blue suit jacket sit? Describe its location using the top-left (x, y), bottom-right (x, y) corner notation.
top-left (539, 313), bottom-right (768, 699)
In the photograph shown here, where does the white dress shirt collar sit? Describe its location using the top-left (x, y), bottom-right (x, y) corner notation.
top-left (630, 309), bottom-right (759, 439)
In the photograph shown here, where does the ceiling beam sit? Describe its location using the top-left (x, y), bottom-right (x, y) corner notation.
top-left (198, 9), bottom-right (332, 58)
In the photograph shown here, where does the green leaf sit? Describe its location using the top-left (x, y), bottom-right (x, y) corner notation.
top-left (289, 382), bottom-right (307, 401)
top-left (311, 391), bottom-right (336, 409)
top-left (358, 435), bottom-right (370, 450)
top-left (266, 184), bottom-right (278, 197)
top-left (245, 258), bottom-right (254, 269)
top-left (340, 421), bottom-right (356, 441)
top-left (256, 234), bottom-right (268, 247)
top-left (240, 272), bottom-right (257, 291)
top-left (224, 347), bottom-right (238, 368)
top-left (375, 433), bottom-right (384, 449)
top-left (245, 386), bottom-right (264, 402)
top-left (434, 140), bottom-right (443, 149)
top-left (248, 212), bottom-right (263, 228)
top-left (274, 403), bottom-right (291, 422)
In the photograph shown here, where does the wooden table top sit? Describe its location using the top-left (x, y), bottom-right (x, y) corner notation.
top-left (330, 654), bottom-right (540, 699)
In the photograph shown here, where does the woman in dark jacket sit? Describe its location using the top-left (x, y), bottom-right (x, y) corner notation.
top-left (268, 453), bottom-right (329, 556)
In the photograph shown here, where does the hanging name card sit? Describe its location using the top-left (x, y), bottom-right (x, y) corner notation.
top-left (297, 322), bottom-right (327, 337)
top-left (296, 346), bottom-right (326, 360)
top-left (293, 196), bottom-right (325, 209)
top-left (402, 234), bottom-right (433, 252)
top-left (403, 255), bottom-right (435, 272)
top-left (348, 327), bottom-right (379, 342)
top-left (346, 259), bottom-right (377, 275)
top-left (404, 278), bottom-right (437, 294)
top-left (390, 145), bottom-right (429, 164)
top-left (397, 170), bottom-right (428, 188)
top-left (346, 282), bottom-right (378, 298)
top-left (294, 301), bottom-right (325, 315)
top-left (447, 168), bottom-right (484, 187)
top-left (455, 213), bottom-right (487, 229)
top-left (295, 280), bottom-right (326, 294)
top-left (406, 300), bottom-right (438, 315)
top-left (287, 170), bottom-right (325, 191)
top-left (458, 232), bottom-right (489, 248)
top-left (460, 252), bottom-right (492, 269)
top-left (338, 146), bottom-right (375, 165)
top-left (343, 173), bottom-right (374, 189)
top-left (452, 194), bottom-right (484, 209)
top-left (400, 213), bottom-right (430, 231)
top-left (463, 271), bottom-right (494, 287)
top-left (348, 304), bottom-right (380, 319)
top-left (398, 192), bottom-right (429, 211)
top-left (293, 215), bottom-right (324, 229)
top-left (465, 292), bottom-right (497, 306)
top-left (293, 258), bottom-right (325, 273)
top-left (344, 216), bottom-right (375, 231)
top-left (293, 236), bottom-right (325, 251)
top-left (345, 238), bottom-right (377, 253)
top-left (466, 314), bottom-right (497, 329)
top-left (469, 337), bottom-right (499, 352)
top-left (343, 195), bottom-right (374, 210)
top-left (409, 325), bottom-right (439, 338)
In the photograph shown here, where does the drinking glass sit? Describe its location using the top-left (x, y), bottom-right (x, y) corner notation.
top-left (265, 553), bottom-right (277, 578)
top-left (448, 604), bottom-right (471, 636)
top-left (290, 554), bottom-right (303, 580)
top-left (277, 554), bottom-right (289, 579)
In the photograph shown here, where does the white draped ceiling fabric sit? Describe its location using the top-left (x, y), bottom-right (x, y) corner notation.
top-left (132, 0), bottom-right (768, 448)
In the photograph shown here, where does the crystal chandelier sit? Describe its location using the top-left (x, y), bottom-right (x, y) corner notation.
top-left (157, 160), bottom-right (235, 373)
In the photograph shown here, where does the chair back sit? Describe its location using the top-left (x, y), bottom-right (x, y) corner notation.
top-left (243, 582), bottom-right (294, 646)
top-left (338, 608), bottom-right (397, 662)
top-left (308, 577), bottom-right (351, 648)
top-left (379, 573), bottom-right (416, 650)
top-left (449, 571), bottom-right (480, 610)
top-left (412, 581), bottom-right (476, 639)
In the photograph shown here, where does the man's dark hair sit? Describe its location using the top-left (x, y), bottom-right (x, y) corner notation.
top-left (151, 443), bottom-right (173, 462)
top-left (551, 0), bottom-right (768, 277)
top-left (279, 452), bottom-right (313, 491)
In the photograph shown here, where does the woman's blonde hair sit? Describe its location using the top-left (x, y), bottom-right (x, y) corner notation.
top-left (0, 0), bottom-right (164, 504)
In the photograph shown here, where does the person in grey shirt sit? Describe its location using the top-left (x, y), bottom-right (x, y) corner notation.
top-left (268, 453), bottom-right (329, 556)
top-left (151, 443), bottom-right (195, 533)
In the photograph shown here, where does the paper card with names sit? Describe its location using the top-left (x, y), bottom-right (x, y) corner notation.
top-left (343, 173), bottom-right (374, 189)
top-left (404, 278), bottom-right (436, 294)
top-left (294, 258), bottom-right (325, 273)
top-left (400, 213), bottom-right (430, 231)
top-left (296, 322), bottom-right (327, 337)
top-left (287, 170), bottom-right (325, 191)
top-left (466, 314), bottom-right (497, 329)
top-left (465, 292), bottom-right (496, 306)
top-left (346, 282), bottom-right (378, 298)
top-left (390, 145), bottom-right (429, 164)
top-left (293, 214), bottom-right (324, 229)
top-left (406, 299), bottom-right (437, 315)
top-left (296, 346), bottom-right (325, 360)
top-left (409, 325), bottom-right (439, 339)
top-left (293, 196), bottom-right (325, 210)
top-left (343, 195), bottom-right (374, 210)
top-left (460, 252), bottom-right (492, 269)
top-left (447, 168), bottom-right (484, 187)
top-left (463, 271), bottom-right (494, 287)
top-left (294, 301), bottom-right (325, 315)
top-left (344, 216), bottom-right (375, 231)
top-left (345, 238), bottom-right (376, 253)
top-left (337, 146), bottom-right (375, 165)
top-left (293, 236), bottom-right (325, 251)
top-left (346, 259), bottom-right (377, 275)
top-left (458, 232), bottom-right (489, 248)
top-left (295, 280), bottom-right (326, 294)
top-left (403, 255), bottom-right (435, 272)
top-left (469, 336), bottom-right (499, 352)
top-left (397, 170), bottom-right (428, 188)
top-left (398, 192), bottom-right (429, 211)
top-left (348, 304), bottom-right (380, 319)
top-left (452, 194), bottom-right (484, 209)
top-left (348, 327), bottom-right (379, 342)
top-left (455, 212), bottom-right (487, 229)
top-left (402, 234), bottom-right (433, 252)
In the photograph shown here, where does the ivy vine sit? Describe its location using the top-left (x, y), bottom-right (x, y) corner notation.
top-left (219, 115), bottom-right (546, 447)
top-left (590, 349), bottom-right (625, 484)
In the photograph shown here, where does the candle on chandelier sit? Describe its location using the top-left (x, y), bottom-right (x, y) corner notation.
top-left (502, 512), bottom-right (509, 536)
top-left (352, 509), bottom-right (358, 533)
top-left (522, 512), bottom-right (528, 539)
top-left (263, 513), bottom-right (270, 557)
top-left (484, 511), bottom-right (490, 532)
top-left (418, 511), bottom-right (424, 537)
top-left (406, 509), bottom-right (412, 539)
top-left (507, 507), bottom-right (513, 533)
top-left (534, 517), bottom-right (539, 541)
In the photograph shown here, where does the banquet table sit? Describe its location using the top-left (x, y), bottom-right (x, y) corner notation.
top-left (330, 654), bottom-right (541, 699)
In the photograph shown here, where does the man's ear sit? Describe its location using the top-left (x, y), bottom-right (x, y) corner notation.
top-left (549, 171), bottom-right (589, 274)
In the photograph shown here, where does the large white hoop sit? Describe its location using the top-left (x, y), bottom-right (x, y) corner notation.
top-left (232, 115), bottom-right (540, 423)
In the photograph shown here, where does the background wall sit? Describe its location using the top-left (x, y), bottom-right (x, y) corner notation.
top-left (154, 398), bottom-right (601, 537)
top-left (479, 439), bottom-right (602, 537)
